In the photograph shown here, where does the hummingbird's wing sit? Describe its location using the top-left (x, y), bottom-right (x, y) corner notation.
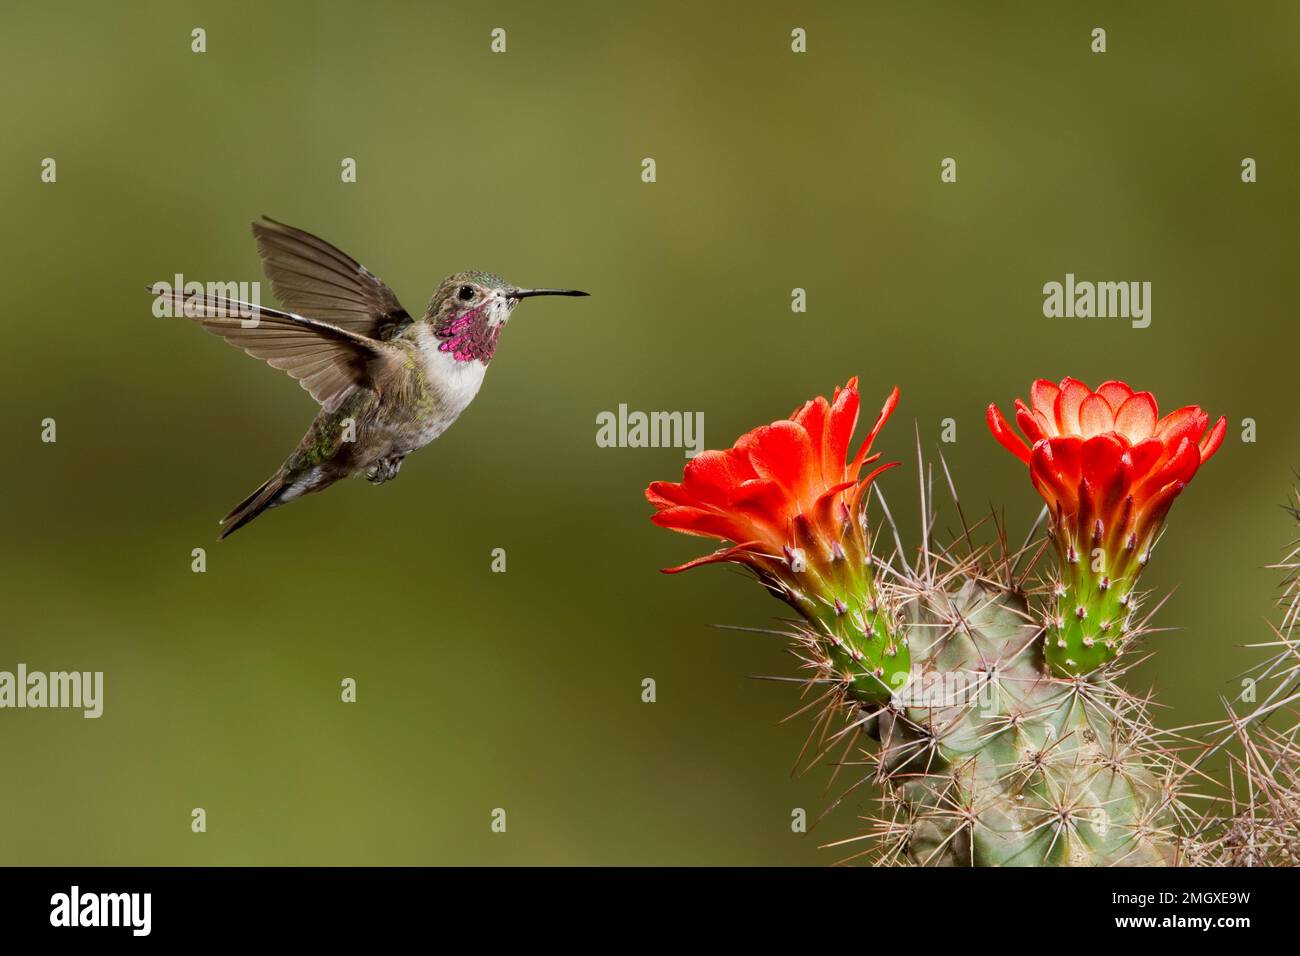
top-left (150, 285), bottom-right (401, 412)
top-left (251, 216), bottom-right (413, 340)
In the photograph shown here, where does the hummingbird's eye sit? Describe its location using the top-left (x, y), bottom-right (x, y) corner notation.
top-left (457, 285), bottom-right (475, 302)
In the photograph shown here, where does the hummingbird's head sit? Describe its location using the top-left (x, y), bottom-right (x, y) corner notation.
top-left (428, 271), bottom-right (588, 365)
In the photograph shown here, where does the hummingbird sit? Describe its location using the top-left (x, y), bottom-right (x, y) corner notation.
top-left (150, 216), bottom-right (587, 539)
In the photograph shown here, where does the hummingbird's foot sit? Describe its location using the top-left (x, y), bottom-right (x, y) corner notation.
top-left (366, 456), bottom-right (406, 485)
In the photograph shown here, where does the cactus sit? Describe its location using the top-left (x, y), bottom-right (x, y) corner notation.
top-left (863, 570), bottom-right (1184, 866)
top-left (646, 377), bottom-right (1267, 867)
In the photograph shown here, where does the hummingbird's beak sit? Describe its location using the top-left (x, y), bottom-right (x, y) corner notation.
top-left (509, 288), bottom-right (589, 299)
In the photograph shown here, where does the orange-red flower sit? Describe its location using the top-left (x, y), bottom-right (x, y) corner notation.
top-left (647, 379), bottom-right (906, 701)
top-left (648, 379), bottom-right (899, 572)
top-left (987, 377), bottom-right (1226, 675)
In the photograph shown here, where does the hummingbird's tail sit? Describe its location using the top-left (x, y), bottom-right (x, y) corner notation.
top-left (218, 472), bottom-right (287, 540)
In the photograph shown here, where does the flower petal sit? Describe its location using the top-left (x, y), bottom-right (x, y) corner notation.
top-left (1126, 438), bottom-right (1165, 478)
top-left (1055, 378), bottom-right (1091, 434)
top-left (1014, 399), bottom-right (1047, 444)
top-left (987, 403), bottom-right (1032, 464)
top-left (1155, 406), bottom-right (1210, 449)
top-left (1114, 393), bottom-right (1158, 443)
top-left (650, 506), bottom-right (751, 542)
top-left (1200, 416), bottom-right (1227, 463)
top-left (741, 420), bottom-right (816, 507)
top-left (791, 395), bottom-right (828, 439)
top-left (826, 381), bottom-right (860, 483)
top-left (1096, 380), bottom-right (1134, 412)
top-left (1030, 379), bottom-right (1061, 422)
top-left (730, 478), bottom-right (794, 538)
top-left (1079, 393), bottom-right (1115, 436)
top-left (1131, 480), bottom-right (1188, 546)
top-left (850, 386), bottom-right (899, 473)
top-left (1136, 435), bottom-right (1201, 501)
top-left (1080, 434), bottom-right (1128, 523)
top-left (661, 541), bottom-right (766, 574)
top-left (681, 448), bottom-right (755, 507)
top-left (1081, 433), bottom-right (1125, 490)
top-left (1030, 436), bottom-right (1083, 513)
top-left (792, 394), bottom-right (830, 487)
top-left (645, 480), bottom-right (697, 509)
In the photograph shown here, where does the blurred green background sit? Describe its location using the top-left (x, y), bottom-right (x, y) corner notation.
top-left (2, 1), bottom-right (1297, 865)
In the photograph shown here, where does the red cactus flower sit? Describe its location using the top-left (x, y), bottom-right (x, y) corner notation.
top-left (647, 379), bottom-right (899, 573)
top-left (987, 378), bottom-right (1226, 555)
top-left (647, 379), bottom-right (907, 700)
top-left (987, 377), bottom-right (1226, 675)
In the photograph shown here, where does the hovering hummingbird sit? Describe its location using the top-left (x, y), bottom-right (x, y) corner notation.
top-left (150, 216), bottom-right (587, 539)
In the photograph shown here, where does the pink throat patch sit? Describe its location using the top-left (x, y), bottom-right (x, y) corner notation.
top-left (434, 305), bottom-right (502, 363)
